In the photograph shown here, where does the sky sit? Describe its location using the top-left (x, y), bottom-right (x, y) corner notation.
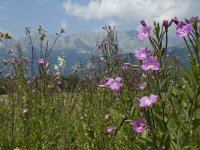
top-left (0, 0), bottom-right (200, 38)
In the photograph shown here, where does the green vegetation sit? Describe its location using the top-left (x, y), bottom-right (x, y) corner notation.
top-left (0, 18), bottom-right (200, 150)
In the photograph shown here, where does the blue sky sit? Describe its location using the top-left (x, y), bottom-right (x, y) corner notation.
top-left (0, 0), bottom-right (199, 37)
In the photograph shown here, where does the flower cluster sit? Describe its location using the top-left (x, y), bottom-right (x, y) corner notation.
top-left (172, 16), bottom-right (200, 38)
top-left (54, 56), bottom-right (66, 75)
top-left (99, 77), bottom-right (122, 91)
top-left (134, 47), bottom-right (160, 71)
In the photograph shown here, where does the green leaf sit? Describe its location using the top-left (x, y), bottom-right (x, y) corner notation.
top-left (192, 118), bottom-right (200, 130)
top-left (192, 65), bottom-right (200, 79)
top-left (162, 133), bottom-right (171, 150)
top-left (181, 68), bottom-right (196, 85)
top-left (159, 76), bottom-right (169, 91)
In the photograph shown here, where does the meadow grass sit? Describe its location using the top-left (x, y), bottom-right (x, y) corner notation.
top-left (0, 19), bottom-right (200, 150)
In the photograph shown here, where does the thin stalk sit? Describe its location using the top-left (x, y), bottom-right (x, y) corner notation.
top-left (188, 34), bottom-right (200, 64)
top-left (153, 71), bottom-right (165, 131)
top-left (183, 37), bottom-right (196, 65)
top-left (46, 32), bottom-right (61, 58)
top-left (164, 31), bottom-right (168, 64)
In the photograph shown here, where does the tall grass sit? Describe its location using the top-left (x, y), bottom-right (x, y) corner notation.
top-left (0, 17), bottom-right (200, 150)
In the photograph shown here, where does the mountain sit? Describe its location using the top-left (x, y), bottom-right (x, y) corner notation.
top-left (0, 30), bottom-right (188, 73)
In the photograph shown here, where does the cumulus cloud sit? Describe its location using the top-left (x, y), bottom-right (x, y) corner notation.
top-left (63, 0), bottom-right (200, 22)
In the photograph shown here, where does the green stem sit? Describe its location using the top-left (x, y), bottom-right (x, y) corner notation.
top-left (183, 37), bottom-right (196, 65)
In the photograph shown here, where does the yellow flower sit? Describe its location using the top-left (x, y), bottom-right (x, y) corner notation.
top-left (14, 147), bottom-right (20, 150)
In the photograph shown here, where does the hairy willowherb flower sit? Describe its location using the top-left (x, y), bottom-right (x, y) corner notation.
top-left (172, 17), bottom-right (179, 25)
top-left (188, 16), bottom-right (200, 24)
top-left (99, 76), bottom-right (110, 87)
top-left (138, 20), bottom-right (152, 40)
top-left (106, 126), bottom-right (113, 133)
top-left (37, 58), bottom-right (45, 64)
top-left (138, 83), bottom-right (146, 89)
top-left (163, 20), bottom-right (169, 28)
top-left (139, 94), bottom-right (158, 107)
top-left (140, 20), bottom-right (147, 27)
top-left (134, 47), bottom-right (151, 60)
top-left (133, 118), bottom-right (146, 133)
top-left (141, 56), bottom-right (160, 71)
top-left (176, 21), bottom-right (192, 38)
top-left (106, 77), bottom-right (122, 91)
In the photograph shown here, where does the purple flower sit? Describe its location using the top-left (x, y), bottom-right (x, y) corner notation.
top-left (140, 20), bottom-right (147, 27)
top-left (138, 25), bottom-right (152, 40)
top-left (188, 16), bottom-right (200, 24)
top-left (172, 17), bottom-right (179, 25)
top-left (139, 94), bottom-right (158, 107)
top-left (106, 126), bottom-right (113, 133)
top-left (141, 56), bottom-right (160, 71)
top-left (133, 118), bottom-right (146, 133)
top-left (106, 77), bottom-right (122, 91)
top-left (138, 83), bottom-right (145, 89)
top-left (141, 73), bottom-right (147, 78)
top-left (55, 78), bottom-right (62, 85)
top-left (163, 20), bottom-right (169, 28)
top-left (176, 22), bottom-right (192, 38)
top-left (99, 76), bottom-right (110, 87)
top-left (37, 58), bottom-right (45, 64)
top-left (121, 65), bottom-right (128, 70)
top-left (134, 47), bottom-right (151, 60)
top-left (56, 80), bottom-right (61, 85)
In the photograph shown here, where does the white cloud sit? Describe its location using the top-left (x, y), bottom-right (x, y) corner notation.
top-left (63, 0), bottom-right (200, 22)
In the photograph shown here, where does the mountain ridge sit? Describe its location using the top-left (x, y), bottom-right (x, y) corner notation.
top-left (0, 30), bottom-right (188, 73)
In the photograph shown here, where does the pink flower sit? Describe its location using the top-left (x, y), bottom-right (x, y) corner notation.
top-left (138, 83), bottom-right (145, 89)
top-left (138, 20), bottom-right (152, 40)
top-left (139, 94), bottom-right (158, 107)
top-left (134, 47), bottom-right (151, 60)
top-left (138, 26), bottom-right (152, 40)
top-left (37, 58), bottom-right (45, 64)
top-left (106, 77), bottom-right (122, 91)
top-left (22, 108), bottom-right (28, 114)
top-left (133, 118), bottom-right (146, 133)
top-left (141, 56), bottom-right (160, 71)
top-left (142, 73), bottom-right (147, 78)
top-left (106, 126), bottom-right (113, 133)
top-left (176, 22), bottom-right (192, 38)
top-left (99, 76), bottom-right (110, 87)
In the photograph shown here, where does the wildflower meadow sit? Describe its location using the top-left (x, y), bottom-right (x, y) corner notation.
top-left (0, 17), bottom-right (200, 150)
